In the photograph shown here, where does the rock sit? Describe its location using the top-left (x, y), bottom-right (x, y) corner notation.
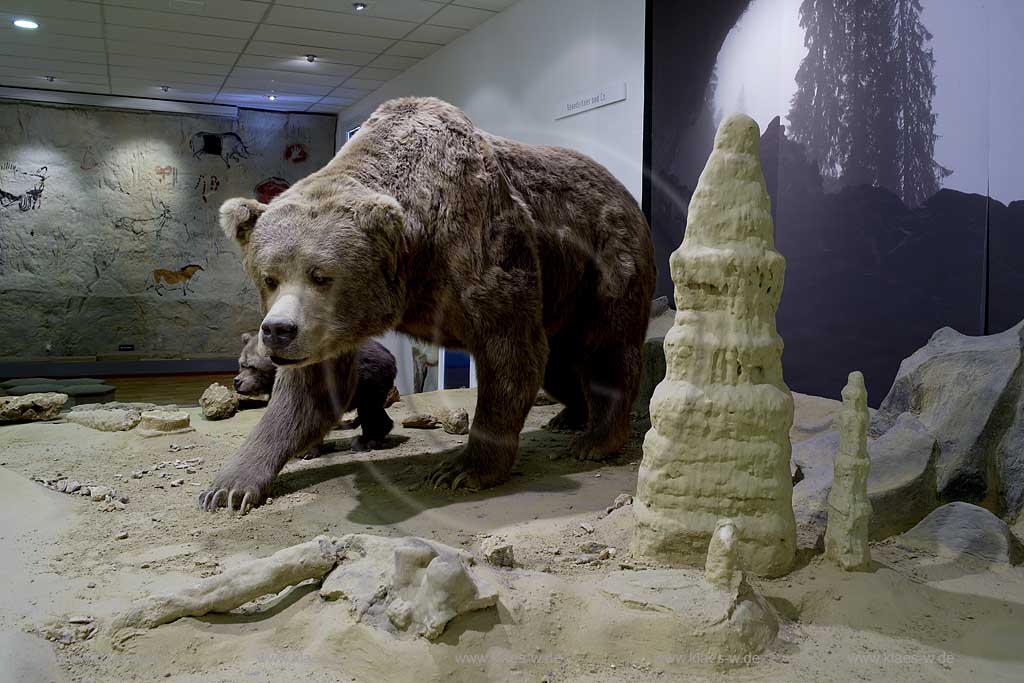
top-left (402, 414), bottom-right (439, 429)
top-left (606, 493), bottom-right (633, 514)
top-left (0, 392), bottom-right (67, 422)
top-left (705, 519), bottom-right (742, 592)
top-left (579, 522), bottom-right (594, 534)
top-left (319, 534), bottom-right (498, 640)
top-left (66, 408), bottom-right (142, 432)
top-left (632, 336), bottom-right (666, 425)
top-left (578, 541), bottom-right (609, 554)
top-left (88, 486), bottom-right (113, 501)
top-left (873, 320), bottom-right (1024, 519)
top-left (899, 502), bottom-right (1023, 565)
top-left (115, 531), bottom-right (128, 540)
top-left (440, 408), bottom-right (469, 435)
top-left (137, 410), bottom-right (194, 438)
top-left (480, 537), bottom-right (514, 567)
top-left (199, 383), bottom-right (238, 420)
top-left (170, 479), bottom-right (184, 487)
top-left (633, 114), bottom-right (796, 577)
top-left (71, 401), bottom-right (158, 412)
top-left (824, 372), bottom-right (872, 571)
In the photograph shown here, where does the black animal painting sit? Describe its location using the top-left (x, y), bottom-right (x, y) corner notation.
top-left (0, 166), bottom-right (47, 211)
top-left (189, 132), bottom-right (250, 168)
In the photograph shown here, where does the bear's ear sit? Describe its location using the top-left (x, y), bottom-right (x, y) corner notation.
top-left (219, 197), bottom-right (267, 247)
top-left (241, 332), bottom-right (252, 346)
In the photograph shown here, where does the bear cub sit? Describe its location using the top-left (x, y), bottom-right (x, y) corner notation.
top-left (234, 332), bottom-right (399, 455)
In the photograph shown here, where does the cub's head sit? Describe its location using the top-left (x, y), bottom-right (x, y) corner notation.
top-left (234, 332), bottom-right (276, 395)
top-left (220, 176), bottom-right (406, 367)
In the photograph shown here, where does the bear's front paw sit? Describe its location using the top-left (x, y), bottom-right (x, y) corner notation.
top-left (426, 445), bottom-right (512, 492)
top-left (350, 435), bottom-right (385, 452)
top-left (198, 464), bottom-right (274, 513)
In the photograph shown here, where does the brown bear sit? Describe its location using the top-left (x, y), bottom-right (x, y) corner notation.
top-left (201, 97), bottom-right (655, 512)
top-left (234, 332), bottom-right (399, 457)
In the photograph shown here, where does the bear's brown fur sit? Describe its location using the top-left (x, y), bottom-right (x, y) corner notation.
top-left (201, 97), bottom-right (655, 512)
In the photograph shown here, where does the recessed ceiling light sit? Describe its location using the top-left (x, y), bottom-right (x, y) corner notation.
top-left (44, 75), bottom-right (55, 82)
top-left (13, 19), bottom-right (39, 29)
top-left (160, 86), bottom-right (170, 92)
top-left (267, 94), bottom-right (277, 101)
top-left (353, 3), bottom-right (367, 11)
top-left (305, 54), bottom-right (316, 63)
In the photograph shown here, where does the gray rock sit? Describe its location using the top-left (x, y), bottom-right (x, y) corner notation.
top-left (71, 401), bottom-right (158, 413)
top-left (0, 392), bottom-right (67, 422)
top-left (137, 410), bottom-right (194, 438)
top-left (899, 502), bottom-right (1023, 565)
top-left (873, 321), bottom-right (1024, 519)
top-left (402, 414), bottom-right (439, 429)
top-left (792, 414), bottom-right (940, 547)
top-left (480, 537), bottom-right (514, 567)
top-left (199, 383), bottom-right (239, 420)
top-left (66, 408), bottom-right (141, 432)
top-left (88, 486), bottom-right (113, 501)
top-left (632, 336), bottom-right (666, 424)
top-left (440, 408), bottom-right (469, 435)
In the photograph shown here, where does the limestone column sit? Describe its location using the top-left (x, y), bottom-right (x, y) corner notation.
top-left (632, 114), bottom-right (796, 577)
top-left (824, 371), bottom-right (872, 570)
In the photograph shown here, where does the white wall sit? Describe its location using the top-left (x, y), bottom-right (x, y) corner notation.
top-left (338, 0), bottom-right (646, 200)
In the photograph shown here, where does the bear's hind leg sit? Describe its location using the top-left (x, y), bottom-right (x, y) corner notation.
top-left (351, 403), bottom-right (394, 452)
top-left (573, 341), bottom-right (642, 461)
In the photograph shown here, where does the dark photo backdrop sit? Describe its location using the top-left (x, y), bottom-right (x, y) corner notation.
top-left (645, 0), bottom-right (1024, 404)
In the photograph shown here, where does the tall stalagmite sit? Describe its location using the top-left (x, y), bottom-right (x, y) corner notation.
top-left (632, 114), bottom-right (797, 576)
top-left (824, 371), bottom-right (872, 570)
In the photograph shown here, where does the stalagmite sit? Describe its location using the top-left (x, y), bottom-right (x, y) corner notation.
top-left (824, 371), bottom-right (872, 570)
top-left (633, 113), bottom-right (797, 576)
top-left (704, 519), bottom-right (742, 593)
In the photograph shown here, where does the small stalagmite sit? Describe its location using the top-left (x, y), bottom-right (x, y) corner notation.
top-left (824, 371), bottom-right (872, 570)
top-left (633, 113), bottom-right (796, 576)
top-left (705, 519), bottom-right (742, 593)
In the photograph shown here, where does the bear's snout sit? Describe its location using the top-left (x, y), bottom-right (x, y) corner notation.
top-left (261, 316), bottom-right (298, 350)
top-left (233, 376), bottom-right (243, 391)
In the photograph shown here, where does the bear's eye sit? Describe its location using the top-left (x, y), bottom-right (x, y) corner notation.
top-left (310, 270), bottom-right (332, 287)
top-left (262, 275), bottom-right (278, 290)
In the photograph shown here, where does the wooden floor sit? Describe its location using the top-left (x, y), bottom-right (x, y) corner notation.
top-left (104, 373), bottom-right (237, 405)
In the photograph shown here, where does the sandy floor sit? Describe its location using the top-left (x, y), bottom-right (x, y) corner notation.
top-left (1, 389), bottom-right (1022, 682)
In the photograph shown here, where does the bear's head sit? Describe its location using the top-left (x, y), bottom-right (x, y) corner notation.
top-left (220, 176), bottom-right (405, 367)
top-left (234, 331), bottom-right (276, 395)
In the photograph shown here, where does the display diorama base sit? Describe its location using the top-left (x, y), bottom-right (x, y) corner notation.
top-left (1, 388), bottom-right (1022, 682)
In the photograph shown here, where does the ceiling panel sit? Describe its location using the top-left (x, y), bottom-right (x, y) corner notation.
top-left (244, 41), bottom-right (376, 67)
top-left (275, 0), bottom-right (444, 24)
top-left (0, 13), bottom-right (103, 37)
top-left (236, 54), bottom-right (360, 79)
top-left (0, 27), bottom-right (106, 52)
top-left (264, 6), bottom-right (415, 39)
top-left (451, 0), bottom-right (517, 10)
top-left (108, 53), bottom-right (232, 76)
top-left (0, 76), bottom-right (110, 93)
top-left (368, 54), bottom-right (419, 70)
top-left (384, 40), bottom-right (441, 59)
top-left (0, 0), bottom-right (103, 23)
top-left (103, 0), bottom-right (269, 23)
top-left (403, 24), bottom-right (464, 45)
top-left (0, 0), bottom-right (522, 114)
top-left (253, 24), bottom-right (394, 53)
top-left (103, 6), bottom-right (256, 39)
top-left (104, 25), bottom-right (248, 52)
top-left (428, 4), bottom-right (494, 30)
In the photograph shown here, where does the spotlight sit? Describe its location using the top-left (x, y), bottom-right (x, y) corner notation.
top-left (353, 3), bottom-right (367, 11)
top-left (13, 19), bottom-right (39, 29)
top-left (306, 54), bottom-right (316, 63)
top-left (267, 94), bottom-right (277, 101)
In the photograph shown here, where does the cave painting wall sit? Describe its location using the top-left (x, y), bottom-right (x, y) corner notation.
top-left (647, 0), bottom-right (1024, 404)
top-left (0, 101), bottom-right (336, 360)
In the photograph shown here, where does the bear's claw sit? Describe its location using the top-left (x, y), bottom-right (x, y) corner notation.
top-left (198, 487), bottom-right (257, 514)
top-left (427, 459), bottom-right (481, 492)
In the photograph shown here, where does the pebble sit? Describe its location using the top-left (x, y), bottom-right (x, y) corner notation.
top-left (579, 522), bottom-right (595, 534)
top-left (170, 479), bottom-right (184, 487)
top-left (114, 531), bottom-right (128, 540)
top-left (606, 493), bottom-right (633, 514)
